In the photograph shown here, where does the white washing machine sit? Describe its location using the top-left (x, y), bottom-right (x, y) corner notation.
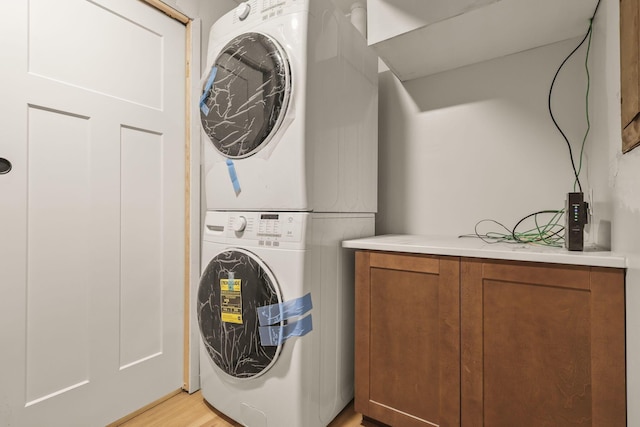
top-left (198, 210), bottom-right (374, 427)
top-left (199, 0), bottom-right (378, 213)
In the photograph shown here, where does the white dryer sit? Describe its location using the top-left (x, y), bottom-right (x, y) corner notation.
top-left (199, 0), bottom-right (378, 213)
top-left (198, 210), bottom-right (374, 427)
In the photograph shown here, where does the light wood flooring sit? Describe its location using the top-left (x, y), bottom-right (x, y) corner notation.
top-left (116, 390), bottom-right (363, 427)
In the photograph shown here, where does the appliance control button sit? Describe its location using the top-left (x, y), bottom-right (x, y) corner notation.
top-left (236, 2), bottom-right (251, 20)
top-left (233, 216), bottom-right (248, 232)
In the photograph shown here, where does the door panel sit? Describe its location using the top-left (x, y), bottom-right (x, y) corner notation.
top-left (482, 279), bottom-right (591, 426)
top-left (25, 106), bottom-right (92, 406)
top-left (29, 0), bottom-right (163, 108)
top-left (354, 252), bottom-right (460, 427)
top-left (119, 126), bottom-right (164, 369)
top-left (461, 259), bottom-right (626, 427)
top-left (0, 0), bottom-right (186, 425)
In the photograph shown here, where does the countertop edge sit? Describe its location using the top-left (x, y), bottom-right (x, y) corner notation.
top-left (342, 236), bottom-right (627, 269)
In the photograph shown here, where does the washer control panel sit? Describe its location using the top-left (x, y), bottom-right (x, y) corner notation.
top-left (260, 0), bottom-right (287, 18)
top-left (254, 213), bottom-right (303, 246)
top-left (204, 211), bottom-right (305, 246)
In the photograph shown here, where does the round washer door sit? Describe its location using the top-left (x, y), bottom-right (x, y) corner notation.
top-left (198, 248), bottom-right (284, 379)
top-left (200, 32), bottom-right (291, 159)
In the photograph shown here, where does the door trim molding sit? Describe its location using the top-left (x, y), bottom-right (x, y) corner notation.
top-left (141, 0), bottom-right (190, 24)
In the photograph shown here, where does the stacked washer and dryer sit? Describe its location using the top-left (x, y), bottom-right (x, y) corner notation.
top-left (197, 1), bottom-right (377, 426)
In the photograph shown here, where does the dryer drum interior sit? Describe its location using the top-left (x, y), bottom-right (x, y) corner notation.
top-left (200, 32), bottom-right (291, 159)
top-left (198, 248), bottom-right (284, 379)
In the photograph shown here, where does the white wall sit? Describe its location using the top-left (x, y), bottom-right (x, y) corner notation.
top-left (594, 0), bottom-right (640, 424)
top-left (376, 36), bottom-right (610, 240)
top-left (377, 0), bottom-right (637, 422)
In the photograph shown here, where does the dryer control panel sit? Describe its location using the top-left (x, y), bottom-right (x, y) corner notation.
top-left (229, 0), bottom-right (307, 25)
top-left (203, 211), bottom-right (306, 249)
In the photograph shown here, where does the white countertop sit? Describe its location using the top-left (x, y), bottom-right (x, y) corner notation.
top-left (342, 234), bottom-right (627, 269)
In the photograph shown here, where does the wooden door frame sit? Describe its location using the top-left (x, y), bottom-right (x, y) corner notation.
top-left (140, 0), bottom-right (198, 392)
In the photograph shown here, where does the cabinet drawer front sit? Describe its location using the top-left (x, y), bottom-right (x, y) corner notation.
top-left (481, 260), bottom-right (590, 290)
top-left (369, 251), bottom-right (439, 274)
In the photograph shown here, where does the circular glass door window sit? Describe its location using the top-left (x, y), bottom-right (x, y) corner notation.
top-left (200, 32), bottom-right (291, 159)
top-left (198, 248), bottom-right (284, 379)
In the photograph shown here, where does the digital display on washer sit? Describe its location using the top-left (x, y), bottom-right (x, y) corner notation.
top-left (261, 214), bottom-right (279, 220)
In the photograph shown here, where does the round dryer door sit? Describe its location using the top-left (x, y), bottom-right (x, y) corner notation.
top-left (200, 32), bottom-right (291, 159)
top-left (198, 248), bottom-right (284, 379)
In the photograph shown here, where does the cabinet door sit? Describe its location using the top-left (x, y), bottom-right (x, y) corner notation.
top-left (461, 259), bottom-right (626, 427)
top-left (355, 251), bottom-right (460, 427)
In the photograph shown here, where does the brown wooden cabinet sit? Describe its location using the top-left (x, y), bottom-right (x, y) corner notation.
top-left (354, 251), bottom-right (626, 427)
top-left (354, 251), bottom-right (461, 427)
top-left (461, 258), bottom-right (626, 427)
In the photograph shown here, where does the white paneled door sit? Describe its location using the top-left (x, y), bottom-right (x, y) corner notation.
top-left (0, 0), bottom-right (186, 425)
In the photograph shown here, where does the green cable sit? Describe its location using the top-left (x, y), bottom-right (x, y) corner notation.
top-left (470, 211), bottom-right (566, 248)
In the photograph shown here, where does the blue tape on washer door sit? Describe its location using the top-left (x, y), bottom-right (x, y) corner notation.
top-left (227, 272), bottom-right (235, 289)
top-left (199, 66), bottom-right (218, 115)
top-left (226, 159), bottom-right (241, 195)
top-left (259, 314), bottom-right (313, 346)
top-left (257, 293), bottom-right (313, 326)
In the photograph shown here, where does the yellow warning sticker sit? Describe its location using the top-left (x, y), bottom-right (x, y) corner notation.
top-left (220, 279), bottom-right (242, 324)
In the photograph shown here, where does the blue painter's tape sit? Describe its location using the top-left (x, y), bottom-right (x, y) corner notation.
top-left (259, 315), bottom-right (313, 346)
top-left (199, 66), bottom-right (218, 115)
top-left (257, 293), bottom-right (312, 326)
top-left (226, 159), bottom-right (241, 195)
